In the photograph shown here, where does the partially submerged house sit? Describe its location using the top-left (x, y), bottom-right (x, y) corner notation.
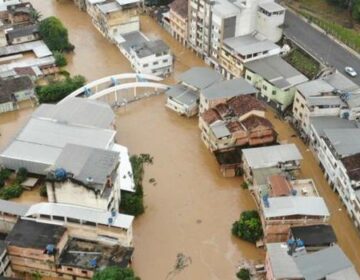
top-left (165, 67), bottom-right (222, 117)
top-left (7, 24), bottom-right (39, 45)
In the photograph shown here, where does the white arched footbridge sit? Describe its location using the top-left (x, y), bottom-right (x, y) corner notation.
top-left (61, 73), bottom-right (169, 106)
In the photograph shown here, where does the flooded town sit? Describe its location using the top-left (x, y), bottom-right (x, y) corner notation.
top-left (0, 0), bottom-right (359, 279)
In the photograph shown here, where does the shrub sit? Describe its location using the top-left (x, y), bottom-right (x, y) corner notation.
top-left (16, 167), bottom-right (28, 183)
top-left (54, 51), bottom-right (67, 67)
top-left (120, 192), bottom-right (144, 216)
top-left (241, 181), bottom-right (249, 190)
top-left (0, 178), bottom-right (4, 189)
top-left (232, 211), bottom-right (263, 243)
top-left (92, 267), bottom-right (140, 280)
top-left (39, 17), bottom-right (74, 52)
top-left (36, 75), bottom-right (86, 103)
top-left (0, 184), bottom-right (23, 200)
top-left (0, 169), bottom-right (11, 181)
top-left (236, 268), bottom-right (250, 280)
top-left (40, 185), bottom-right (47, 197)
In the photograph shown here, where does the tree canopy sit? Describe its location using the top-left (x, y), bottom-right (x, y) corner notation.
top-left (326, 0), bottom-right (360, 21)
top-left (39, 16), bottom-right (74, 52)
top-left (232, 210), bottom-right (263, 244)
top-left (92, 267), bottom-right (140, 280)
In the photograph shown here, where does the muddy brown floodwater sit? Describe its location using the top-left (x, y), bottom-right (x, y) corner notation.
top-left (0, 0), bottom-right (357, 279)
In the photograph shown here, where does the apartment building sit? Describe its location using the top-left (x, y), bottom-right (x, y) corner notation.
top-left (165, 67), bottom-right (222, 116)
top-left (292, 71), bottom-right (360, 135)
top-left (169, 0), bottom-right (188, 46)
top-left (91, 0), bottom-right (140, 41)
top-left (129, 39), bottom-right (172, 76)
top-left (245, 55), bottom-right (308, 111)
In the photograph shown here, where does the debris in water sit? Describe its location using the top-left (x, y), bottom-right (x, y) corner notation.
top-left (196, 219), bottom-right (202, 224)
top-left (166, 253), bottom-right (192, 279)
top-left (149, 178), bottom-right (156, 183)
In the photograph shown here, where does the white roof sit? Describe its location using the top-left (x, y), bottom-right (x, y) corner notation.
top-left (262, 196), bottom-right (330, 218)
top-left (25, 202), bottom-right (134, 229)
top-left (0, 40), bottom-right (52, 58)
top-left (112, 144), bottom-right (135, 192)
top-left (242, 144), bottom-right (303, 169)
top-left (116, 0), bottom-right (140, 5)
top-left (0, 199), bottom-right (30, 216)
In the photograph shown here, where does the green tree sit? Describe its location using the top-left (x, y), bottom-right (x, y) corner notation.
top-left (92, 267), bottom-right (140, 280)
top-left (39, 17), bottom-right (74, 52)
top-left (16, 167), bottom-right (28, 183)
top-left (54, 51), bottom-right (67, 67)
top-left (29, 8), bottom-right (42, 23)
top-left (236, 268), bottom-right (250, 280)
top-left (232, 211), bottom-right (263, 244)
top-left (120, 192), bottom-right (144, 216)
top-left (40, 185), bottom-right (47, 197)
top-left (0, 184), bottom-right (23, 200)
top-left (36, 75), bottom-right (86, 103)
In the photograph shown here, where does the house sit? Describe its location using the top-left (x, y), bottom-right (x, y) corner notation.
top-left (242, 144), bottom-right (303, 181)
top-left (169, 0), bottom-right (187, 46)
top-left (129, 39), bottom-right (172, 77)
top-left (214, 148), bottom-right (243, 177)
top-left (292, 71), bottom-right (360, 135)
top-left (245, 56), bottom-right (308, 111)
top-left (289, 224), bottom-right (337, 251)
top-left (7, 24), bottom-right (40, 45)
top-left (5, 220), bottom-right (69, 278)
top-left (265, 243), bottom-right (360, 280)
top-left (220, 34), bottom-right (282, 79)
top-left (0, 98), bottom-right (135, 211)
top-left (0, 75), bottom-right (34, 113)
top-left (0, 241), bottom-right (11, 277)
top-left (6, 2), bottom-right (34, 25)
top-left (199, 95), bottom-right (276, 151)
top-left (199, 77), bottom-right (256, 113)
top-left (260, 196), bottom-right (330, 242)
top-left (92, 0), bottom-right (140, 41)
top-left (165, 67), bottom-right (222, 116)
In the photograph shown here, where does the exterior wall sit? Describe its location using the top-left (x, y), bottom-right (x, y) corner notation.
top-left (169, 9), bottom-right (187, 46)
top-left (0, 101), bottom-right (15, 114)
top-left (265, 254), bottom-right (274, 280)
top-left (46, 180), bottom-right (119, 212)
top-left (199, 94), bottom-right (230, 113)
top-left (256, 7), bottom-right (285, 42)
top-left (0, 30), bottom-right (7, 47)
top-left (130, 50), bottom-right (173, 77)
top-left (166, 96), bottom-right (198, 117)
top-left (57, 265), bottom-right (94, 279)
top-left (10, 33), bottom-right (39, 45)
top-left (13, 88), bottom-right (34, 101)
top-left (0, 248), bottom-right (10, 277)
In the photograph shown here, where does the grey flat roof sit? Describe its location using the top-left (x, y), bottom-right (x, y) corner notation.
top-left (307, 96), bottom-right (344, 107)
top-left (0, 199), bottom-right (30, 216)
top-left (258, 1), bottom-right (285, 13)
top-left (323, 128), bottom-right (360, 157)
top-left (32, 98), bottom-right (115, 129)
top-left (224, 35), bottom-right (280, 56)
top-left (116, 0), bottom-right (140, 5)
top-left (54, 144), bottom-right (119, 188)
top-left (178, 67), bottom-right (222, 90)
top-left (262, 196), bottom-right (329, 218)
top-left (212, 0), bottom-right (240, 18)
top-left (296, 79), bottom-right (335, 98)
top-left (97, 1), bottom-right (121, 13)
top-left (7, 24), bottom-right (38, 41)
top-left (166, 84), bottom-right (198, 106)
top-left (26, 202), bottom-right (134, 229)
top-left (131, 39), bottom-right (169, 58)
top-left (310, 116), bottom-right (358, 137)
top-left (0, 40), bottom-right (51, 58)
top-left (202, 78), bottom-right (256, 100)
top-left (246, 56), bottom-right (308, 90)
top-left (325, 71), bottom-right (359, 92)
top-left (266, 243), bottom-right (303, 279)
top-left (242, 144), bottom-right (302, 169)
top-left (294, 245), bottom-right (359, 280)
top-left (120, 31), bottom-right (148, 53)
top-left (210, 121), bottom-right (231, 138)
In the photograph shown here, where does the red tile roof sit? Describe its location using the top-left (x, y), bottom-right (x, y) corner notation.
top-left (341, 153), bottom-right (360, 181)
top-left (241, 115), bottom-right (273, 130)
top-left (201, 108), bottom-right (221, 124)
top-left (227, 95), bottom-right (265, 117)
top-left (268, 175), bottom-right (292, 197)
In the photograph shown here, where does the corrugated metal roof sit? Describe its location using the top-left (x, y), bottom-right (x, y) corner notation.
top-left (25, 202), bottom-right (134, 229)
top-left (166, 84), bottom-right (198, 106)
top-left (323, 128), bottom-right (360, 157)
top-left (112, 144), bottom-right (135, 192)
top-left (224, 35), bottom-right (280, 56)
top-left (242, 144), bottom-right (302, 169)
top-left (178, 67), bottom-right (222, 90)
top-left (202, 78), bottom-right (256, 100)
top-left (262, 196), bottom-right (329, 218)
top-left (310, 116), bottom-right (358, 137)
top-left (0, 199), bottom-right (30, 216)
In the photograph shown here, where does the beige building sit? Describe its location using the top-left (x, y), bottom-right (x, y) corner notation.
top-left (169, 0), bottom-right (188, 46)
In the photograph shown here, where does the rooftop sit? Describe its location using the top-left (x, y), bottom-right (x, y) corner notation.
top-left (7, 24), bottom-right (38, 41)
top-left (53, 144), bottom-right (119, 190)
top-left (242, 144), bottom-right (302, 169)
top-left (0, 40), bottom-right (52, 58)
top-left (261, 196), bottom-right (329, 218)
top-left (294, 245), bottom-right (359, 280)
top-left (258, 1), bottom-right (285, 13)
top-left (290, 225), bottom-right (337, 247)
top-left (97, 1), bottom-right (121, 14)
top-left (6, 220), bottom-right (66, 249)
top-left (0, 76), bottom-right (33, 103)
top-left (131, 39), bottom-right (169, 58)
top-left (252, 167), bottom-right (282, 186)
top-left (32, 97), bottom-right (115, 129)
top-left (25, 202), bottom-right (134, 229)
top-left (0, 199), bottom-right (30, 216)
top-left (246, 56), bottom-right (308, 90)
top-left (266, 243), bottom-right (303, 279)
top-left (227, 95), bottom-right (266, 118)
top-left (241, 115), bottom-right (273, 130)
top-left (341, 153), bottom-right (360, 182)
top-left (169, 0), bottom-right (188, 18)
top-left (166, 84), bottom-right (198, 106)
top-left (268, 175), bottom-right (291, 197)
top-left (224, 34), bottom-right (280, 56)
top-left (323, 128), bottom-right (360, 157)
top-left (310, 116), bottom-right (358, 137)
top-left (214, 148), bottom-right (242, 165)
top-left (119, 31), bottom-right (148, 53)
top-left (178, 67), bottom-right (222, 90)
top-left (201, 78), bottom-right (256, 100)
top-left (59, 238), bottom-right (133, 270)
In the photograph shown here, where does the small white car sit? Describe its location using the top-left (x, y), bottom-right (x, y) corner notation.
top-left (345, 66), bottom-right (357, 77)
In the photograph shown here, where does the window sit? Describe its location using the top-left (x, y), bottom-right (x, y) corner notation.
top-left (301, 104), bottom-right (305, 108)
top-left (67, 268), bottom-right (73, 271)
top-left (153, 61), bottom-right (159, 65)
top-left (299, 113), bottom-right (303, 118)
top-left (295, 98), bottom-right (299, 103)
top-left (67, 218), bottom-right (80, 224)
top-left (246, 75), bottom-right (251, 81)
top-left (163, 59), bottom-right (168, 63)
top-left (263, 85), bottom-right (267, 90)
top-left (294, 107), bottom-right (298, 112)
top-left (272, 90), bottom-right (276, 95)
top-left (143, 63), bottom-right (148, 67)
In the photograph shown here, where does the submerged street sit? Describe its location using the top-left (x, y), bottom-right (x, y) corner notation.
top-left (0, 0), bottom-right (358, 279)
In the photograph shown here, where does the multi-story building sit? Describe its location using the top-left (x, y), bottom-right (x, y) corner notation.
top-left (245, 55), bottom-right (308, 111)
top-left (169, 0), bottom-right (188, 46)
top-left (129, 39), bottom-right (172, 77)
top-left (292, 71), bottom-right (360, 135)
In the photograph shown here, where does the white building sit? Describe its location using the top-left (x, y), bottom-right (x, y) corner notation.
top-left (0, 98), bottom-right (135, 212)
top-left (129, 39), bottom-right (172, 77)
top-left (293, 71), bottom-right (360, 135)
